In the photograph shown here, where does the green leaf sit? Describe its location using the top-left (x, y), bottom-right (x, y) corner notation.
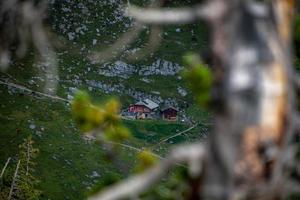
top-left (182, 53), bottom-right (212, 107)
top-left (134, 150), bottom-right (158, 173)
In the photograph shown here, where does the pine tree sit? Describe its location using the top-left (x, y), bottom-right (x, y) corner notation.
top-left (7, 136), bottom-right (41, 200)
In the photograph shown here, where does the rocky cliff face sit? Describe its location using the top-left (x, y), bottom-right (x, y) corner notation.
top-left (46, 0), bottom-right (207, 110)
top-left (98, 59), bottom-right (183, 79)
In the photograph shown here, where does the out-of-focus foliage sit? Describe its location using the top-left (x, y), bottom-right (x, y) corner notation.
top-left (105, 126), bottom-right (131, 143)
top-left (134, 150), bottom-right (158, 172)
top-left (71, 91), bottom-right (106, 132)
top-left (71, 91), bottom-right (131, 142)
top-left (182, 53), bottom-right (212, 107)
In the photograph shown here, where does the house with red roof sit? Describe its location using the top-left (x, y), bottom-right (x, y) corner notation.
top-left (128, 99), bottom-right (159, 119)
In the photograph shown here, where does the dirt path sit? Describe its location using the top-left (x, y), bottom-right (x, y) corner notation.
top-left (106, 140), bottom-right (186, 167)
top-left (150, 123), bottom-right (198, 150)
top-left (0, 79), bottom-right (69, 103)
top-left (0, 79), bottom-right (191, 164)
top-left (106, 141), bottom-right (164, 160)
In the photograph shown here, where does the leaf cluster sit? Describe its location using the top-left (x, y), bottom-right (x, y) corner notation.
top-left (71, 91), bottom-right (131, 142)
top-left (134, 150), bottom-right (158, 172)
top-left (182, 53), bottom-right (212, 107)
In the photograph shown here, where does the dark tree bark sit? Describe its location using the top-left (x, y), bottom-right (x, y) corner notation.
top-left (202, 0), bottom-right (295, 199)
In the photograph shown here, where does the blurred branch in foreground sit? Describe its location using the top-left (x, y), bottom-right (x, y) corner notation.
top-left (88, 143), bottom-right (204, 200)
top-left (0, 0), bottom-right (57, 94)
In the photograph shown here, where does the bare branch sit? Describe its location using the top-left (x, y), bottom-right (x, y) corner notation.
top-left (0, 157), bottom-right (11, 178)
top-left (90, 1), bottom-right (167, 64)
top-left (26, 139), bottom-right (30, 176)
top-left (0, 0), bottom-right (58, 94)
top-left (22, 1), bottom-right (58, 94)
top-left (8, 160), bottom-right (21, 200)
top-left (246, 1), bottom-right (268, 18)
top-left (89, 24), bottom-right (144, 64)
top-left (126, 5), bottom-right (198, 24)
top-left (88, 143), bottom-right (205, 200)
top-left (125, 1), bottom-right (227, 25)
top-left (126, 25), bottom-right (163, 61)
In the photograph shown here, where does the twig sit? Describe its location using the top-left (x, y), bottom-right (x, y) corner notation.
top-left (23, 1), bottom-right (58, 94)
top-left (8, 160), bottom-right (21, 200)
top-left (88, 143), bottom-right (204, 200)
top-left (89, 23), bottom-right (144, 64)
top-left (26, 139), bottom-right (30, 176)
top-left (0, 157), bottom-right (11, 178)
top-left (125, 1), bottom-right (226, 25)
top-left (126, 25), bottom-right (163, 62)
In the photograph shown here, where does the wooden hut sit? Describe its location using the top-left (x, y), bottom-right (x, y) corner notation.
top-left (161, 106), bottom-right (178, 121)
top-left (128, 99), bottom-right (159, 119)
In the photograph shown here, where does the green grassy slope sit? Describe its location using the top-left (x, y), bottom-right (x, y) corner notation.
top-left (0, 0), bottom-right (209, 199)
top-left (0, 84), bottom-right (207, 199)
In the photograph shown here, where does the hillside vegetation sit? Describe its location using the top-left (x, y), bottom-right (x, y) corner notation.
top-left (0, 0), bottom-right (209, 199)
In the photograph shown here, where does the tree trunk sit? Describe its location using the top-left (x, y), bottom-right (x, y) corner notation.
top-left (202, 0), bottom-right (295, 199)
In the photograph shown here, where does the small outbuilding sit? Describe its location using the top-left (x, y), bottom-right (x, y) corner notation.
top-left (161, 106), bottom-right (178, 121)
